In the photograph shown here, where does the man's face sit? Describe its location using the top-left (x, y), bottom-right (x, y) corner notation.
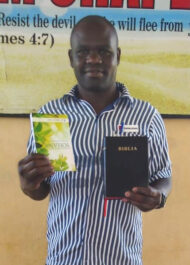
top-left (69, 22), bottom-right (120, 93)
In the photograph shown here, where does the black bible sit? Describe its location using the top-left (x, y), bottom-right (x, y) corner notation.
top-left (104, 136), bottom-right (149, 198)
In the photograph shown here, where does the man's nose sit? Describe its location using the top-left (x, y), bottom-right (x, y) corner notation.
top-left (86, 50), bottom-right (102, 64)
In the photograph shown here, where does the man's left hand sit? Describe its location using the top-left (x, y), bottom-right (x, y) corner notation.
top-left (123, 186), bottom-right (161, 212)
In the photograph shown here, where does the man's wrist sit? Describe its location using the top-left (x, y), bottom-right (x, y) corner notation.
top-left (22, 180), bottom-right (50, 201)
top-left (156, 193), bottom-right (167, 209)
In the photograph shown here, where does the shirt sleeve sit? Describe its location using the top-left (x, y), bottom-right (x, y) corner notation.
top-left (148, 109), bottom-right (172, 183)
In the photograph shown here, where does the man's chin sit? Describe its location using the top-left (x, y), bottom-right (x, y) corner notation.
top-left (78, 78), bottom-right (107, 92)
top-left (83, 84), bottom-right (108, 93)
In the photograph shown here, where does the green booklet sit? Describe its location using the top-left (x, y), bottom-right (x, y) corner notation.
top-left (31, 113), bottom-right (76, 171)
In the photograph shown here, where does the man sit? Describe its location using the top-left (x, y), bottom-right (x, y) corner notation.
top-left (18, 15), bottom-right (171, 265)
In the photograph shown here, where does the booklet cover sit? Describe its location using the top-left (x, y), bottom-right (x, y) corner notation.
top-left (31, 113), bottom-right (76, 171)
top-left (104, 136), bottom-right (149, 198)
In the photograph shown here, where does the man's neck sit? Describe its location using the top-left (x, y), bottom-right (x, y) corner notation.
top-left (77, 84), bottom-right (119, 115)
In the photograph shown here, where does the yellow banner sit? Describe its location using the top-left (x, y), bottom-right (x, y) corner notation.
top-left (0, 1), bottom-right (190, 115)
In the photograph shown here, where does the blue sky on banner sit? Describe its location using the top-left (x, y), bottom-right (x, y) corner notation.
top-left (0, 2), bottom-right (189, 32)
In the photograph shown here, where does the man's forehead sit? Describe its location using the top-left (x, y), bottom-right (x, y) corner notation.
top-left (71, 22), bottom-right (117, 47)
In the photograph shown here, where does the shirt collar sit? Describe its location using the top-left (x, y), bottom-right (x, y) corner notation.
top-left (116, 82), bottom-right (132, 101)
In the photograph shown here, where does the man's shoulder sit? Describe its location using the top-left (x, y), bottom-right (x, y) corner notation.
top-left (39, 97), bottom-right (65, 114)
top-left (118, 83), bottom-right (157, 112)
top-left (131, 96), bottom-right (157, 113)
top-left (38, 88), bottom-right (76, 114)
top-left (128, 96), bottom-right (164, 128)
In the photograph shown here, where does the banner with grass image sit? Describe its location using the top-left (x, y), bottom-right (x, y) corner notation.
top-left (0, 1), bottom-right (190, 116)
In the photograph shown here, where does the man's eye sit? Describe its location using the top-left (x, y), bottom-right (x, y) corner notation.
top-left (99, 49), bottom-right (112, 56)
top-left (77, 49), bottom-right (88, 55)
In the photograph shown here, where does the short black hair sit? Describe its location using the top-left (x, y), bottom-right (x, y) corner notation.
top-left (70, 15), bottom-right (118, 46)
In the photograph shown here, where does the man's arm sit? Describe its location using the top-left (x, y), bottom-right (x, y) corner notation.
top-left (18, 154), bottom-right (54, 200)
top-left (150, 177), bottom-right (171, 197)
top-left (123, 109), bottom-right (172, 211)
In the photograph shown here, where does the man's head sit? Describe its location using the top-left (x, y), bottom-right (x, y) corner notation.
top-left (69, 15), bottom-right (121, 93)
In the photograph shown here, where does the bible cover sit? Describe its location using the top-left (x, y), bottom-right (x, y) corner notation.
top-left (104, 136), bottom-right (149, 198)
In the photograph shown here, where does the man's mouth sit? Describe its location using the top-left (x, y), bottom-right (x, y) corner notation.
top-left (84, 68), bottom-right (104, 78)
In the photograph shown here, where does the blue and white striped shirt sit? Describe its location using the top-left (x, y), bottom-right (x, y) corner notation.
top-left (28, 83), bottom-right (171, 265)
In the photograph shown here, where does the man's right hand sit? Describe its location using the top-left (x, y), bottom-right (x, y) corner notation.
top-left (18, 154), bottom-right (54, 200)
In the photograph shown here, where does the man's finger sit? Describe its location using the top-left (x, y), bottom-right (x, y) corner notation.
top-left (24, 165), bottom-right (54, 180)
top-left (19, 153), bottom-right (50, 166)
top-left (132, 186), bottom-right (159, 197)
top-left (124, 191), bottom-right (149, 204)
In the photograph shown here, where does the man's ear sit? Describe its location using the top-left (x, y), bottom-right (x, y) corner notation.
top-left (68, 49), bottom-right (73, 68)
top-left (117, 47), bottom-right (121, 65)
